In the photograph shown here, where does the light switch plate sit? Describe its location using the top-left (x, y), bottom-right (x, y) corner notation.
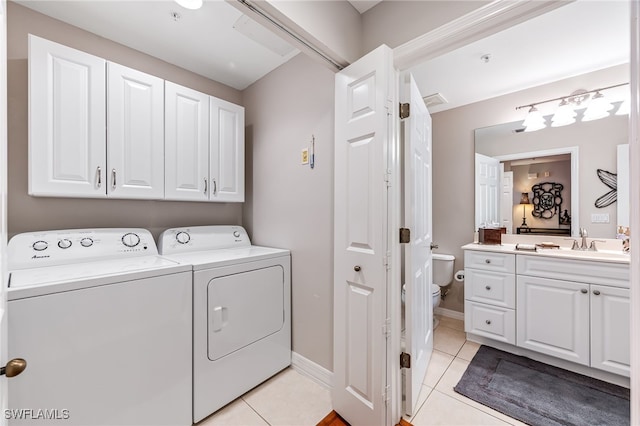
top-left (301, 148), bottom-right (309, 165)
top-left (591, 213), bottom-right (610, 223)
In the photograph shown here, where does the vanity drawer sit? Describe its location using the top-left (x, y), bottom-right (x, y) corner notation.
top-left (464, 301), bottom-right (515, 344)
top-left (464, 250), bottom-right (515, 273)
top-left (517, 255), bottom-right (629, 288)
top-left (465, 268), bottom-right (515, 308)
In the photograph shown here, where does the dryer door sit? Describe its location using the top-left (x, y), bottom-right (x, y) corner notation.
top-left (207, 265), bottom-right (285, 360)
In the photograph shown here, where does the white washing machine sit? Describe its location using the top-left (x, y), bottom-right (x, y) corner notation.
top-left (6, 228), bottom-right (192, 426)
top-left (158, 225), bottom-right (291, 423)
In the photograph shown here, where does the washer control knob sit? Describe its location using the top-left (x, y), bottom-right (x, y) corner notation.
top-left (32, 240), bottom-right (48, 251)
top-left (58, 239), bottom-right (72, 249)
top-left (80, 238), bottom-right (94, 248)
top-left (122, 233), bottom-right (140, 248)
top-left (176, 231), bottom-right (190, 244)
top-left (233, 231), bottom-right (241, 238)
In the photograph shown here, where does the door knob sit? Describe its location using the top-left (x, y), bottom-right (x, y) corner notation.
top-left (0, 358), bottom-right (26, 378)
top-left (430, 242), bottom-right (439, 250)
top-left (354, 265), bottom-right (361, 272)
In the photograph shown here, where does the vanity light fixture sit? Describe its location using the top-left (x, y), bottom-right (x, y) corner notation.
top-left (517, 82), bottom-right (628, 132)
top-left (174, 0), bottom-right (203, 10)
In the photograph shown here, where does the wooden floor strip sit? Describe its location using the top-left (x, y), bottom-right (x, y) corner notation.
top-left (316, 411), bottom-right (413, 426)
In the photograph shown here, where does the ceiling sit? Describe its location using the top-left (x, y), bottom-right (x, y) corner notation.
top-left (15, 0), bottom-right (300, 91)
top-left (15, 0), bottom-right (630, 109)
top-left (409, 0), bottom-right (630, 113)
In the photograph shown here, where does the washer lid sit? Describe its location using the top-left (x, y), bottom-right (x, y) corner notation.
top-left (8, 256), bottom-right (189, 300)
top-left (163, 245), bottom-right (290, 270)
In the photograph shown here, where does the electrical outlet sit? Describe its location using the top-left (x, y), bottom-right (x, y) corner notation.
top-left (301, 148), bottom-right (309, 165)
top-left (591, 213), bottom-right (610, 223)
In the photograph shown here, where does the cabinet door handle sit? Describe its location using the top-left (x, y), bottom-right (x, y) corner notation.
top-left (204, 178), bottom-right (207, 194)
top-left (96, 166), bottom-right (102, 188)
top-left (593, 290), bottom-right (601, 296)
top-left (212, 178), bottom-right (217, 195)
top-left (581, 288), bottom-right (588, 294)
top-left (354, 265), bottom-right (361, 272)
top-left (485, 319), bottom-right (491, 325)
top-left (111, 169), bottom-right (117, 189)
top-left (485, 259), bottom-right (491, 264)
top-left (485, 285), bottom-right (491, 291)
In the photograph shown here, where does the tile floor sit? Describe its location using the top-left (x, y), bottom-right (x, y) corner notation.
top-left (198, 316), bottom-right (526, 426)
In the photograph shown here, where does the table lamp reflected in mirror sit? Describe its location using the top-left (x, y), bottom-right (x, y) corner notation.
top-left (520, 192), bottom-right (531, 227)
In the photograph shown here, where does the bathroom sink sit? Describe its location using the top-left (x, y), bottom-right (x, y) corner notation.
top-left (535, 247), bottom-right (630, 263)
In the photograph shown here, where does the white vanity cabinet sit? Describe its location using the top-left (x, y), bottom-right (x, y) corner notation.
top-left (29, 34), bottom-right (106, 197)
top-left (107, 62), bottom-right (164, 199)
top-left (30, 36), bottom-right (164, 199)
top-left (463, 245), bottom-right (630, 378)
top-left (164, 81), bottom-right (210, 201)
top-left (463, 251), bottom-right (516, 344)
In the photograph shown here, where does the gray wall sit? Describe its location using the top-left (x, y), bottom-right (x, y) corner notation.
top-left (242, 54), bottom-right (335, 371)
top-left (7, 3), bottom-right (243, 239)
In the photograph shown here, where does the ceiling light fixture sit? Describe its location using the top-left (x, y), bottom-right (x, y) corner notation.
top-left (174, 0), bottom-right (203, 10)
top-left (516, 82), bottom-right (628, 132)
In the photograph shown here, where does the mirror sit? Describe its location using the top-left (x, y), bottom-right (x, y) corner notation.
top-left (475, 108), bottom-right (628, 238)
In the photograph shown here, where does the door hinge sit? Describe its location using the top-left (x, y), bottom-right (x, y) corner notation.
top-left (383, 171), bottom-right (391, 188)
top-left (385, 99), bottom-right (393, 116)
top-left (400, 103), bottom-right (410, 119)
top-left (383, 384), bottom-right (391, 405)
top-left (400, 352), bottom-right (411, 369)
top-left (400, 228), bottom-right (411, 244)
top-left (383, 251), bottom-right (391, 270)
top-left (382, 317), bottom-right (391, 337)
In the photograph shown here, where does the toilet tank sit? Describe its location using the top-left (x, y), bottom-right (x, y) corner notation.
top-left (433, 253), bottom-right (455, 287)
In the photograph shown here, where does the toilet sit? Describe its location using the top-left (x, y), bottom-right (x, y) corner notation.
top-left (432, 253), bottom-right (455, 327)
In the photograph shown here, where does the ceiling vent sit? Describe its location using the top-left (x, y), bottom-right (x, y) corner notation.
top-left (423, 93), bottom-right (448, 108)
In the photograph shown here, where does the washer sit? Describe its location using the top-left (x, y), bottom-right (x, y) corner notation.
top-left (7, 228), bottom-right (192, 426)
top-left (158, 225), bottom-right (291, 423)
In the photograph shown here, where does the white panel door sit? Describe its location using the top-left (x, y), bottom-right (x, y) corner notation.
top-left (107, 62), bottom-right (164, 199)
top-left (517, 275), bottom-right (589, 365)
top-left (591, 285), bottom-right (630, 376)
top-left (210, 97), bottom-right (244, 202)
top-left (401, 74), bottom-right (432, 416)
top-left (475, 153), bottom-right (500, 230)
top-left (501, 170), bottom-right (513, 233)
top-left (28, 34), bottom-right (106, 198)
top-left (164, 81), bottom-right (210, 201)
top-left (334, 45), bottom-right (394, 426)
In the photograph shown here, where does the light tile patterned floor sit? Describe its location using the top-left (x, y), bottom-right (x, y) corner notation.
top-left (198, 317), bottom-right (526, 426)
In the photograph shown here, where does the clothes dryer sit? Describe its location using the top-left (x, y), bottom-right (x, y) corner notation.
top-left (158, 225), bottom-right (291, 423)
top-left (7, 228), bottom-right (192, 426)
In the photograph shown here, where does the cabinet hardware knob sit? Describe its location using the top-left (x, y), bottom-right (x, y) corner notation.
top-left (593, 290), bottom-right (601, 296)
top-left (485, 285), bottom-right (491, 291)
top-left (96, 166), bottom-right (102, 188)
top-left (212, 178), bottom-right (217, 195)
top-left (485, 259), bottom-right (491, 264)
top-left (354, 265), bottom-right (361, 272)
top-left (204, 178), bottom-right (207, 194)
top-left (581, 288), bottom-right (588, 294)
top-left (485, 320), bottom-right (491, 325)
top-left (0, 358), bottom-right (26, 378)
top-left (111, 168), bottom-right (117, 189)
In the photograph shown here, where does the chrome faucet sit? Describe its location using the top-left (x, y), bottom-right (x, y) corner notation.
top-left (580, 228), bottom-right (588, 250)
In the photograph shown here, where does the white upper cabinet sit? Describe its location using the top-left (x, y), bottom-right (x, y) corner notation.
top-left (210, 97), bottom-right (244, 202)
top-left (29, 34), bottom-right (106, 197)
top-left (107, 62), bottom-right (164, 199)
top-left (29, 35), bottom-right (244, 202)
top-left (164, 81), bottom-right (210, 201)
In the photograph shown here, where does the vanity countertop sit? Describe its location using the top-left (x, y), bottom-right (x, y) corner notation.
top-left (462, 242), bottom-right (630, 264)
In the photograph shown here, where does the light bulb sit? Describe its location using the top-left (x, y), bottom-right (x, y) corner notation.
top-left (551, 99), bottom-right (576, 127)
top-left (583, 92), bottom-right (613, 121)
top-left (522, 106), bottom-right (546, 132)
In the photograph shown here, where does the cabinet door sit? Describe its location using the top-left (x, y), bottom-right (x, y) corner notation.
top-left (591, 285), bottom-right (630, 376)
top-left (517, 275), bottom-right (589, 365)
top-left (164, 81), bottom-right (210, 201)
top-left (210, 97), bottom-right (244, 202)
top-left (29, 35), bottom-right (106, 197)
top-left (107, 62), bottom-right (164, 199)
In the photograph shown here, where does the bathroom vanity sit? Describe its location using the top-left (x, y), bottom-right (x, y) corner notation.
top-left (462, 242), bottom-right (630, 383)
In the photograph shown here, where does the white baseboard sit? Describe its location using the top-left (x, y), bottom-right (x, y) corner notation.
top-left (434, 306), bottom-right (464, 321)
top-left (291, 352), bottom-right (333, 390)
